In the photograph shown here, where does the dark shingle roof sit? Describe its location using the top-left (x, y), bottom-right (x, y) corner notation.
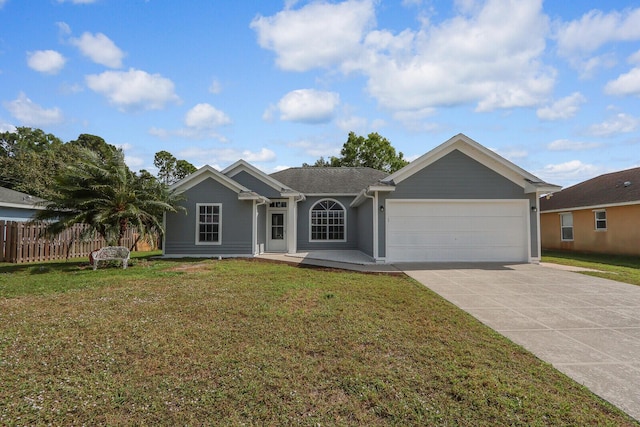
top-left (270, 167), bottom-right (389, 194)
top-left (540, 167), bottom-right (640, 211)
top-left (0, 186), bottom-right (45, 207)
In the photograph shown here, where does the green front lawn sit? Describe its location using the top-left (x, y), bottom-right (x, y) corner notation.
top-left (0, 257), bottom-right (636, 426)
top-left (542, 250), bottom-right (640, 286)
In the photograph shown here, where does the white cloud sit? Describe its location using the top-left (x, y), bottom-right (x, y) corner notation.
top-left (179, 147), bottom-right (276, 164)
top-left (3, 93), bottom-right (63, 126)
top-left (629, 49), bottom-right (640, 64)
top-left (86, 68), bottom-right (180, 111)
top-left (184, 103), bottom-right (231, 129)
top-left (354, 0), bottom-right (554, 112)
top-left (588, 113), bottom-right (639, 137)
top-left (0, 0), bottom-right (7, 8)
top-left (209, 78), bottom-right (222, 94)
top-left (392, 108), bottom-right (440, 132)
top-left (547, 139), bottom-right (601, 151)
top-left (251, 0), bottom-right (375, 71)
top-left (276, 89), bottom-right (340, 123)
top-left (70, 32), bottom-right (125, 68)
top-left (604, 67), bottom-right (640, 97)
top-left (0, 122), bottom-right (16, 133)
top-left (288, 138), bottom-right (340, 158)
top-left (492, 147), bottom-right (528, 161)
top-left (336, 114), bottom-right (368, 133)
top-left (537, 160), bottom-right (603, 185)
top-left (149, 104), bottom-right (232, 141)
top-left (56, 21), bottom-right (72, 35)
top-left (536, 92), bottom-right (586, 120)
top-left (26, 50), bottom-right (66, 74)
top-left (253, 0), bottom-right (554, 114)
top-left (555, 8), bottom-right (640, 58)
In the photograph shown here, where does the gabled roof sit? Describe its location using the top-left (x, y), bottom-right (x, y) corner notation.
top-left (540, 167), bottom-right (640, 212)
top-left (270, 167), bottom-right (388, 195)
top-left (222, 159), bottom-right (301, 197)
top-left (384, 133), bottom-right (561, 194)
top-left (170, 165), bottom-right (269, 202)
top-left (0, 186), bottom-right (46, 210)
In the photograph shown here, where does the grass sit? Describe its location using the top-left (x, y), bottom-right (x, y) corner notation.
top-left (542, 250), bottom-right (640, 286)
top-left (1, 257), bottom-right (638, 426)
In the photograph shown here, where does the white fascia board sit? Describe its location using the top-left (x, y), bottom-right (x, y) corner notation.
top-left (305, 193), bottom-right (358, 197)
top-left (541, 200), bottom-right (640, 213)
top-left (525, 182), bottom-right (562, 194)
top-left (238, 193), bottom-right (270, 203)
top-left (280, 189), bottom-right (303, 198)
top-left (222, 159), bottom-right (297, 195)
top-left (367, 185), bottom-right (395, 192)
top-left (0, 202), bottom-right (46, 210)
top-left (170, 165), bottom-right (250, 194)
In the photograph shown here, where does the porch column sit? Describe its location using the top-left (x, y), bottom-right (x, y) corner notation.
top-left (287, 196), bottom-right (297, 254)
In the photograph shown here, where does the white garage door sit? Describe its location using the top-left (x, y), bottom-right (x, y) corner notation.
top-left (386, 200), bottom-right (529, 263)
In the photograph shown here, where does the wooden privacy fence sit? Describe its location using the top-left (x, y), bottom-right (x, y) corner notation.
top-left (0, 221), bottom-right (156, 263)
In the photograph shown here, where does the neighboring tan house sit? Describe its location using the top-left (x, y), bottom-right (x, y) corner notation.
top-left (0, 186), bottom-right (45, 221)
top-left (540, 167), bottom-right (640, 256)
top-left (164, 133), bottom-right (560, 263)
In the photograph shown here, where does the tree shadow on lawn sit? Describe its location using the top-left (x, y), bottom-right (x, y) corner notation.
top-left (0, 251), bottom-right (163, 275)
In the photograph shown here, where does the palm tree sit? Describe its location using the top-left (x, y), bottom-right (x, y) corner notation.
top-left (35, 146), bottom-right (184, 247)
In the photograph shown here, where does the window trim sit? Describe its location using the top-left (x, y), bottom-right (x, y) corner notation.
top-left (593, 209), bottom-right (607, 231)
top-left (195, 203), bottom-right (222, 245)
top-left (309, 198), bottom-right (347, 242)
top-left (559, 212), bottom-right (574, 242)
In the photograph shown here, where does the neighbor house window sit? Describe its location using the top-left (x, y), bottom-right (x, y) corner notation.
top-left (196, 203), bottom-right (221, 245)
top-left (310, 199), bottom-right (345, 241)
top-left (560, 212), bottom-right (573, 241)
top-left (594, 210), bottom-right (607, 231)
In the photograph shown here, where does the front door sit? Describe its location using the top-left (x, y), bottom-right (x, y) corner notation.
top-left (267, 211), bottom-right (287, 252)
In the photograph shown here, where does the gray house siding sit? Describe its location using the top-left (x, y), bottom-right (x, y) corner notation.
top-left (356, 198), bottom-right (374, 256)
top-left (0, 206), bottom-right (38, 221)
top-left (389, 150), bottom-right (524, 200)
top-left (229, 171), bottom-right (282, 199)
top-left (296, 196), bottom-right (358, 251)
top-left (164, 178), bottom-right (254, 256)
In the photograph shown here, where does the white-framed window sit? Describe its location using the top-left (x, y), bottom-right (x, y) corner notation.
top-left (310, 199), bottom-right (346, 241)
top-left (594, 210), bottom-right (607, 231)
top-left (560, 212), bottom-right (573, 241)
top-left (196, 203), bottom-right (221, 245)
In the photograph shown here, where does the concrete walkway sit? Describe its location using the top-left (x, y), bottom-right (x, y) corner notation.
top-left (401, 263), bottom-right (640, 421)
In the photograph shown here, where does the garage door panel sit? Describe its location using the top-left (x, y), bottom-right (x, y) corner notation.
top-left (386, 201), bottom-right (528, 263)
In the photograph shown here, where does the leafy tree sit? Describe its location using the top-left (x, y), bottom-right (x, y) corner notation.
top-left (35, 146), bottom-right (184, 247)
top-left (154, 150), bottom-right (196, 184)
top-left (67, 134), bottom-right (118, 160)
top-left (333, 132), bottom-right (408, 173)
top-left (302, 156), bottom-right (332, 167)
top-left (175, 159), bottom-right (197, 181)
top-left (154, 150), bottom-right (177, 185)
top-left (303, 132), bottom-right (408, 173)
top-left (0, 127), bottom-right (69, 198)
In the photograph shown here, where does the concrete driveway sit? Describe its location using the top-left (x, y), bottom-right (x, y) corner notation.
top-left (401, 263), bottom-right (640, 421)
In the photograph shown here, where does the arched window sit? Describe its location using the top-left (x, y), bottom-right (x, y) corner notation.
top-left (310, 199), bottom-right (346, 241)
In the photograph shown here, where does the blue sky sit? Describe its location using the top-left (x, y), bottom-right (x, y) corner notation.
top-left (1, 0), bottom-right (640, 187)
